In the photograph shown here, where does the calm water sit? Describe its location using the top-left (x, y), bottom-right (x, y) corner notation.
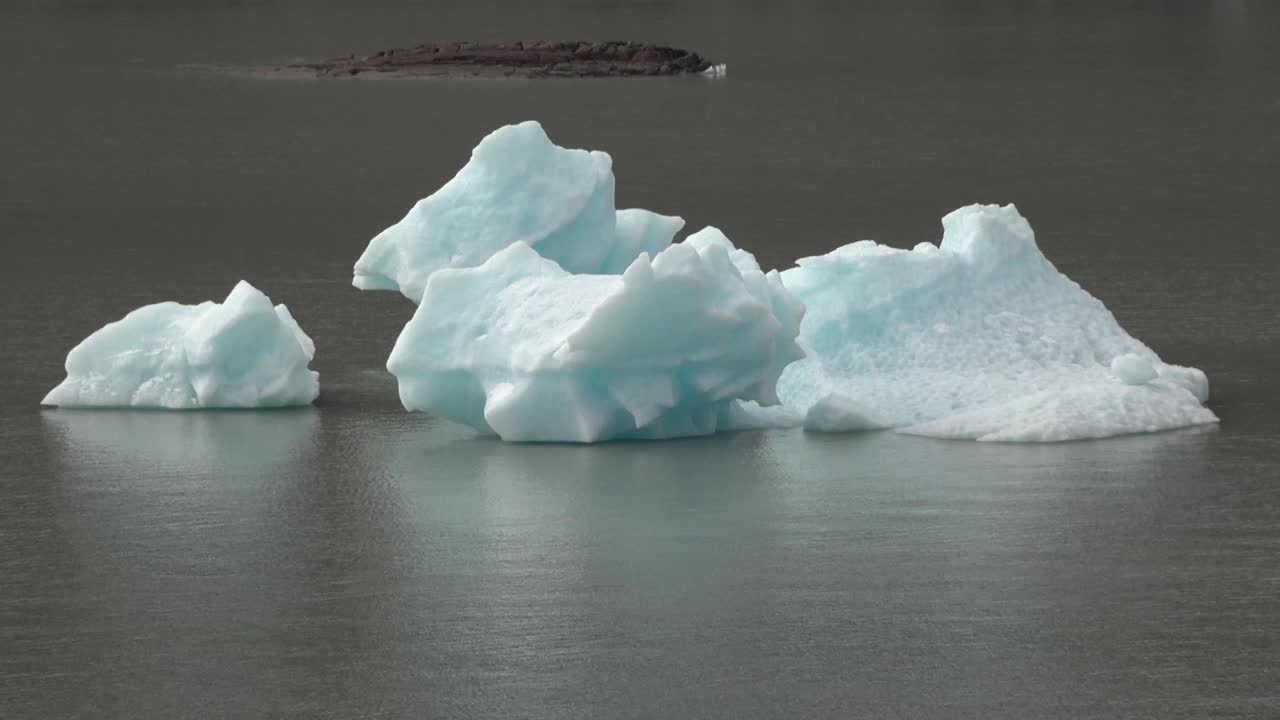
top-left (3, 1), bottom-right (1279, 717)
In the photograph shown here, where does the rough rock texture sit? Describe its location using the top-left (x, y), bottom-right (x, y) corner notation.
top-left (289, 41), bottom-right (715, 78)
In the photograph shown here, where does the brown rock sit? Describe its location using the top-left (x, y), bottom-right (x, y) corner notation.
top-left (289, 41), bottom-right (716, 79)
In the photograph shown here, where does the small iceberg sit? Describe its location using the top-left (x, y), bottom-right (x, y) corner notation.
top-left (43, 281), bottom-right (319, 409)
top-left (353, 121), bottom-right (684, 303)
top-left (756, 204), bottom-right (1217, 441)
top-left (387, 228), bottom-right (804, 442)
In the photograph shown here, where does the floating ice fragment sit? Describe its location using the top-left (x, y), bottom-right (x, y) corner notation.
top-left (43, 281), bottom-right (318, 409)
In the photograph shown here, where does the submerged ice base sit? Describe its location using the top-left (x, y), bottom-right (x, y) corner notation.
top-left (751, 204), bottom-right (1216, 441)
top-left (387, 229), bottom-right (804, 442)
top-left (43, 281), bottom-right (319, 409)
top-left (353, 121), bottom-right (684, 303)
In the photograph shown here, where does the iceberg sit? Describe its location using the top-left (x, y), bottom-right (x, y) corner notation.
top-left (353, 121), bottom-right (684, 303)
top-left (353, 121), bottom-right (1214, 443)
top-left (387, 228), bottom-right (805, 442)
top-left (762, 204), bottom-right (1216, 441)
top-left (43, 281), bottom-right (319, 409)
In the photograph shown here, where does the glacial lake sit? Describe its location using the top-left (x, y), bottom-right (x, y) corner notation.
top-left (2, 1), bottom-right (1278, 717)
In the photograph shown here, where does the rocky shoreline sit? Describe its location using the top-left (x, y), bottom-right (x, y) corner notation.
top-left (287, 41), bottom-right (719, 79)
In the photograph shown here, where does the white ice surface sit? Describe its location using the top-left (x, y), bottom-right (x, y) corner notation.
top-left (1111, 353), bottom-right (1159, 385)
top-left (748, 204), bottom-right (1217, 441)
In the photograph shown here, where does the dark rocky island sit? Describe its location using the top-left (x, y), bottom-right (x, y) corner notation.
top-left (287, 41), bottom-right (720, 79)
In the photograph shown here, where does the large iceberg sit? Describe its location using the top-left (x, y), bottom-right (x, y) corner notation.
top-left (353, 121), bottom-right (684, 303)
top-left (43, 281), bottom-right (319, 409)
top-left (763, 204), bottom-right (1216, 441)
top-left (387, 228), bottom-right (805, 442)
top-left (354, 121), bottom-right (1215, 443)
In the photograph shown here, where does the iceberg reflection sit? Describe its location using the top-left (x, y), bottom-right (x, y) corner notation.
top-left (42, 408), bottom-right (320, 474)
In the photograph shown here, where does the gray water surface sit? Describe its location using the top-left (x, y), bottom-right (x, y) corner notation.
top-left (2, 2), bottom-right (1279, 718)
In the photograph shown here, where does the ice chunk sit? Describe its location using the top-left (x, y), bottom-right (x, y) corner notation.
top-left (353, 121), bottom-right (682, 303)
top-left (387, 229), bottom-right (805, 442)
top-left (757, 204), bottom-right (1216, 442)
top-left (43, 281), bottom-right (318, 409)
top-left (1111, 353), bottom-right (1158, 385)
top-left (803, 394), bottom-right (887, 433)
top-left (604, 208), bottom-right (686, 274)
